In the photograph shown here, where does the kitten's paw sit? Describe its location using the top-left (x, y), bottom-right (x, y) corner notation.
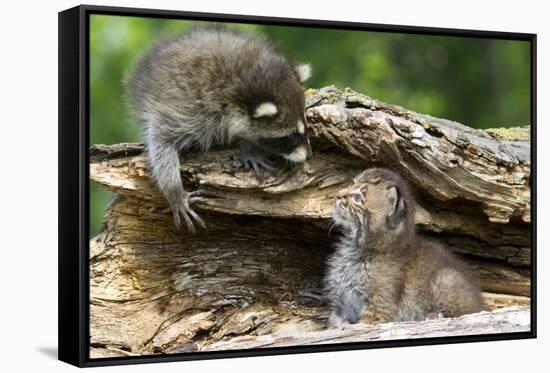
top-left (339, 289), bottom-right (365, 324)
top-left (326, 312), bottom-right (349, 329)
top-left (425, 308), bottom-right (448, 320)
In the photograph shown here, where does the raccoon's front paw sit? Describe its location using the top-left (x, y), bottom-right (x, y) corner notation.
top-left (240, 146), bottom-right (276, 180)
top-left (171, 191), bottom-right (206, 233)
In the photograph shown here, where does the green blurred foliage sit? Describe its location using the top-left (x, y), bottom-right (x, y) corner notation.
top-left (89, 15), bottom-right (531, 235)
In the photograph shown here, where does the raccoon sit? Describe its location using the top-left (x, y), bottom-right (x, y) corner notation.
top-left (324, 168), bottom-right (484, 328)
top-left (127, 25), bottom-right (312, 232)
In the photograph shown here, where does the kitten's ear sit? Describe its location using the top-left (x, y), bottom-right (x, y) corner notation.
top-left (293, 63), bottom-right (312, 84)
top-left (387, 186), bottom-right (405, 220)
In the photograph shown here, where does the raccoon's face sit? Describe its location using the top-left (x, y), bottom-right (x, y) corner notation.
top-left (251, 102), bottom-right (311, 163)
top-left (333, 169), bottom-right (410, 239)
top-left (242, 63), bottom-right (313, 163)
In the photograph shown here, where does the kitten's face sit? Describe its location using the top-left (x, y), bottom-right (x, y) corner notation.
top-left (332, 181), bottom-right (367, 231)
top-left (332, 169), bottom-right (407, 237)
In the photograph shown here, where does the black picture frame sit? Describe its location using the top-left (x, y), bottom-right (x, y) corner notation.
top-left (58, 4), bottom-right (537, 368)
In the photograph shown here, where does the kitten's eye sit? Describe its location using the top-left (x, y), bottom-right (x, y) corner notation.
top-left (352, 194), bottom-right (363, 204)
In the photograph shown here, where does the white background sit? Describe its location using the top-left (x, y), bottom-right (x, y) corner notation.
top-left (0, 0), bottom-right (547, 371)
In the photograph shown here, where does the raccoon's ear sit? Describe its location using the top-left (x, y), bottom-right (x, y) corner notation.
top-left (387, 186), bottom-right (405, 223)
top-left (293, 63), bottom-right (312, 84)
top-left (253, 102), bottom-right (278, 118)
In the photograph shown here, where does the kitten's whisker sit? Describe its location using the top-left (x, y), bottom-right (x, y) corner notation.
top-left (318, 218), bottom-right (333, 228)
top-left (327, 221), bottom-right (336, 236)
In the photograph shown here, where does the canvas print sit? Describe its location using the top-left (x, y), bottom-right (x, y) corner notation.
top-left (88, 13), bottom-right (532, 359)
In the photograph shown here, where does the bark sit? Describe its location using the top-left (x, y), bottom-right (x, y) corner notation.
top-left (203, 306), bottom-right (530, 351)
top-left (89, 86), bottom-right (531, 358)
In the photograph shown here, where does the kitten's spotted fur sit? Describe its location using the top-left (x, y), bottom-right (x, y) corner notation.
top-left (324, 168), bottom-right (484, 328)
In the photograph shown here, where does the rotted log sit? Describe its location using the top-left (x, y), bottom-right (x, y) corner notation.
top-left (89, 86), bottom-right (531, 357)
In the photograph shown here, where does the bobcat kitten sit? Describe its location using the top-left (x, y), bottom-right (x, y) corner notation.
top-left (324, 168), bottom-right (484, 328)
top-left (127, 25), bottom-right (312, 232)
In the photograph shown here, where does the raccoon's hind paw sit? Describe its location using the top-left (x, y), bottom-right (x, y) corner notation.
top-left (171, 191), bottom-right (206, 233)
